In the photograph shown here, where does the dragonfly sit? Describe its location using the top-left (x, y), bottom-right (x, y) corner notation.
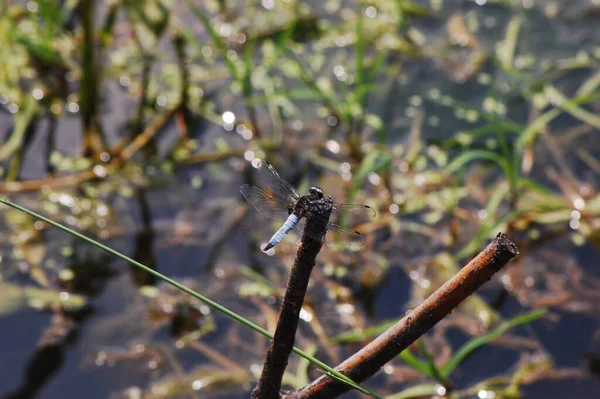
top-left (240, 162), bottom-right (376, 251)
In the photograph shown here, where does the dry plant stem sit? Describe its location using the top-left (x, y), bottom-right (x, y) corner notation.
top-left (186, 340), bottom-right (250, 376)
top-left (0, 112), bottom-right (242, 193)
top-left (80, 0), bottom-right (106, 156)
top-left (132, 55), bottom-right (152, 147)
top-left (203, 204), bottom-right (249, 270)
top-left (252, 200), bottom-right (333, 399)
top-left (287, 233), bottom-right (518, 399)
top-left (0, 148), bottom-right (242, 193)
top-left (180, 149), bottom-right (245, 164)
top-left (252, 236), bottom-right (325, 399)
top-left (173, 34), bottom-right (193, 145)
top-left (120, 108), bottom-right (176, 161)
top-left (0, 110), bottom-right (174, 193)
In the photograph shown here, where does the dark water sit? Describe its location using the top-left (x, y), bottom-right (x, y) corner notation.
top-left (2, 0), bottom-right (600, 398)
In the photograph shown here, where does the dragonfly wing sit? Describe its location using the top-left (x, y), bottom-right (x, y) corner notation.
top-left (257, 162), bottom-right (301, 204)
top-left (330, 204), bottom-right (376, 226)
top-left (296, 218), bottom-right (366, 249)
top-left (324, 223), bottom-right (366, 248)
top-left (298, 202), bottom-right (374, 249)
top-left (240, 185), bottom-right (291, 220)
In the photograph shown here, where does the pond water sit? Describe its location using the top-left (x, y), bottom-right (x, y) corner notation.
top-left (1, 1), bottom-right (600, 398)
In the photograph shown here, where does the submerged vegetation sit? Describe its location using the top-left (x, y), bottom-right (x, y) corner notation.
top-left (1, 0), bottom-right (600, 398)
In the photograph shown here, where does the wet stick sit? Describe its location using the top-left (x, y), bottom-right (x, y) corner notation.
top-left (287, 233), bottom-right (519, 399)
top-left (251, 195), bottom-right (333, 399)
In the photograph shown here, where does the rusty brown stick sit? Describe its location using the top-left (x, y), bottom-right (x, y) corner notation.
top-left (287, 233), bottom-right (518, 399)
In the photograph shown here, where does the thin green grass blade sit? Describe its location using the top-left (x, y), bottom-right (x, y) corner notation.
top-left (431, 96), bottom-right (523, 132)
top-left (517, 90), bottom-right (600, 151)
top-left (282, 48), bottom-right (346, 122)
top-left (456, 208), bottom-right (526, 259)
top-left (445, 149), bottom-right (512, 179)
top-left (330, 319), bottom-right (396, 344)
top-left (543, 85), bottom-right (600, 128)
top-left (0, 196), bottom-right (382, 398)
top-left (350, 149), bottom-right (392, 203)
top-left (395, 0), bottom-right (406, 30)
top-left (0, 96), bottom-right (38, 161)
top-left (576, 69), bottom-right (600, 98)
top-left (186, 1), bottom-right (240, 81)
top-left (498, 16), bottom-right (522, 73)
top-left (398, 1), bottom-right (430, 17)
top-left (385, 382), bottom-right (439, 399)
top-left (355, 10), bottom-right (366, 110)
top-left (440, 308), bottom-right (547, 379)
top-left (174, 19), bottom-right (205, 58)
top-left (416, 340), bottom-right (445, 383)
top-left (398, 349), bottom-right (432, 377)
top-left (266, 18), bottom-right (298, 71)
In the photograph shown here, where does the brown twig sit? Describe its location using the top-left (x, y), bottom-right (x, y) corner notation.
top-left (286, 233), bottom-right (518, 399)
top-left (0, 108), bottom-right (175, 193)
top-left (120, 108), bottom-right (176, 161)
top-left (202, 204), bottom-right (249, 271)
top-left (180, 149), bottom-right (245, 164)
top-left (0, 169), bottom-right (100, 193)
top-left (0, 148), bottom-right (242, 193)
top-left (251, 196), bottom-right (333, 399)
top-left (186, 340), bottom-right (250, 377)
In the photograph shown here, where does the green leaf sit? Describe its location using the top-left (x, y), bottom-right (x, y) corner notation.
top-left (445, 149), bottom-right (512, 179)
top-left (354, 150), bottom-right (392, 180)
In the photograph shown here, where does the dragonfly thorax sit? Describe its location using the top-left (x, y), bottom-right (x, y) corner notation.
top-left (239, 162), bottom-right (375, 251)
top-left (308, 186), bottom-right (324, 199)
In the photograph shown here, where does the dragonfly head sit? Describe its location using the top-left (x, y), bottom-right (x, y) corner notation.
top-left (309, 186), bottom-right (324, 199)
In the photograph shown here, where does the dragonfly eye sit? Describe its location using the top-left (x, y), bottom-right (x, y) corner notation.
top-left (309, 187), bottom-right (324, 199)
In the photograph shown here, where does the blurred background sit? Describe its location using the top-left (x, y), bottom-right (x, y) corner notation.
top-left (1, 0), bottom-right (600, 398)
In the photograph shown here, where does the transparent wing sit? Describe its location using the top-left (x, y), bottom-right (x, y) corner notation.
top-left (324, 222), bottom-right (366, 248)
top-left (240, 184), bottom-right (292, 221)
top-left (296, 218), bottom-right (366, 249)
top-left (330, 204), bottom-right (376, 226)
top-left (257, 162), bottom-right (300, 204)
top-left (293, 202), bottom-right (374, 249)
